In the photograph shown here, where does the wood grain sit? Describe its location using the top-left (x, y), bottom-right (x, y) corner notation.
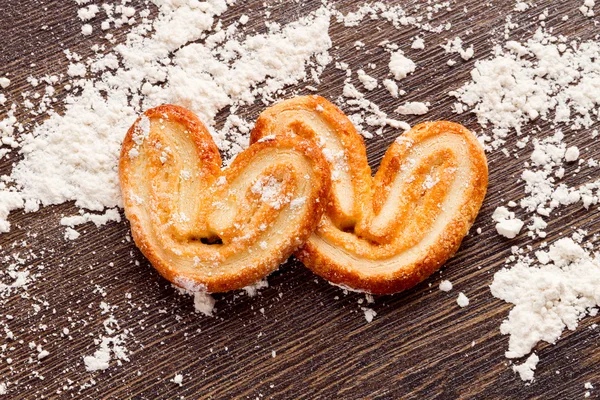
top-left (1, 0), bottom-right (600, 399)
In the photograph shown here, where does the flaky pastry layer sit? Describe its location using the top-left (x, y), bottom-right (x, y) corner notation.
top-left (251, 95), bottom-right (488, 294)
top-left (119, 105), bottom-right (330, 293)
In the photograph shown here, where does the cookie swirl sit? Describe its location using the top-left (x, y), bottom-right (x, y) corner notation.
top-left (119, 105), bottom-right (330, 293)
top-left (251, 96), bottom-right (488, 294)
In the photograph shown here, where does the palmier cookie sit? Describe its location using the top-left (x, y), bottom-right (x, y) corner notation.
top-left (251, 96), bottom-right (488, 294)
top-left (119, 105), bottom-right (330, 293)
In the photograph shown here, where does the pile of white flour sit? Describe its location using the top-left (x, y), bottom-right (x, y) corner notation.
top-left (453, 26), bottom-right (600, 380)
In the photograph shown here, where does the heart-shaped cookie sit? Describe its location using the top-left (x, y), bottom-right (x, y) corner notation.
top-left (119, 105), bottom-right (330, 293)
top-left (251, 96), bottom-right (488, 294)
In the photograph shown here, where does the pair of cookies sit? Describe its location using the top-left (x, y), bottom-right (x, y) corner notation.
top-left (119, 96), bottom-right (488, 295)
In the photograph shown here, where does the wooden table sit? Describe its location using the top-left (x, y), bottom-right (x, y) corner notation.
top-left (1, 0), bottom-right (599, 398)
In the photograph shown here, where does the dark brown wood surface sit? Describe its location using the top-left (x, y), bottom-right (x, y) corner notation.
top-left (1, 0), bottom-right (600, 398)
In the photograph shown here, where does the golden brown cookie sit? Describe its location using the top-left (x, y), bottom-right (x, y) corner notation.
top-left (119, 104), bottom-right (330, 293)
top-left (251, 96), bottom-right (488, 294)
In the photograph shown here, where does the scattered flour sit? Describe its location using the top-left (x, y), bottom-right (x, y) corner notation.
top-left (357, 69), bottom-right (378, 91)
top-left (174, 279), bottom-right (216, 317)
top-left (580, 0), bottom-right (596, 17)
top-left (383, 79), bottom-right (400, 98)
top-left (388, 51), bottom-right (416, 80)
top-left (195, 293), bottom-right (215, 316)
top-left (512, 353), bottom-right (539, 382)
top-left (362, 307), bottom-right (377, 323)
top-left (396, 101), bottom-right (429, 115)
top-left (171, 374), bottom-right (183, 386)
top-left (451, 29), bottom-right (600, 136)
top-left (457, 292), bottom-right (469, 307)
top-left (491, 238), bottom-right (600, 360)
top-left (81, 24), bottom-right (93, 36)
top-left (514, 1), bottom-right (530, 12)
top-left (492, 207), bottom-right (524, 239)
top-left (78, 5), bottom-right (100, 21)
top-left (0, 3), bottom-right (332, 232)
top-left (341, 81), bottom-right (410, 138)
top-left (60, 208), bottom-right (122, 228)
top-left (454, 25), bottom-right (600, 379)
top-left (564, 146), bottom-right (580, 162)
top-left (442, 37), bottom-right (474, 61)
top-left (83, 314), bottom-right (130, 372)
top-left (64, 227), bottom-right (81, 241)
top-left (495, 219), bottom-right (524, 239)
top-left (411, 37), bottom-right (425, 50)
top-left (333, 2), bottom-right (450, 33)
top-left (1, 0), bottom-right (599, 391)
top-left (439, 280), bottom-right (453, 292)
top-left (243, 279), bottom-right (269, 297)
